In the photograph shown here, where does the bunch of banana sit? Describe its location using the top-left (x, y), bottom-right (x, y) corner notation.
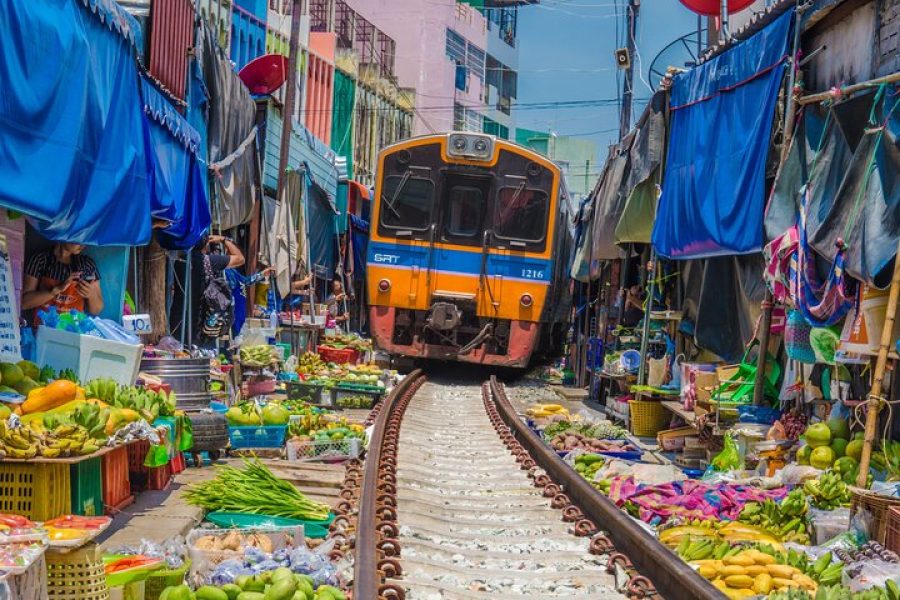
top-left (804, 471), bottom-right (851, 510)
top-left (525, 403), bottom-right (570, 419)
top-left (297, 352), bottom-right (326, 375)
top-left (739, 494), bottom-right (811, 545)
top-left (239, 345), bottom-right (277, 368)
top-left (809, 552), bottom-right (844, 587)
top-left (807, 582), bottom-right (900, 600)
top-left (85, 378), bottom-right (119, 404)
top-left (39, 424), bottom-right (99, 458)
top-left (0, 421), bottom-right (39, 459)
top-left (676, 536), bottom-right (741, 561)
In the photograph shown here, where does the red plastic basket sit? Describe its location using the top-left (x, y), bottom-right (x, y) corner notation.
top-left (318, 346), bottom-right (359, 365)
top-left (101, 445), bottom-right (133, 514)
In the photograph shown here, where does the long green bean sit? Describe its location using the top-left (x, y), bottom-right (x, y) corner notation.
top-left (184, 458), bottom-right (330, 521)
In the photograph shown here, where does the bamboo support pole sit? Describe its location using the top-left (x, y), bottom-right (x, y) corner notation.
top-left (856, 237), bottom-right (900, 487)
top-left (798, 71), bottom-right (900, 105)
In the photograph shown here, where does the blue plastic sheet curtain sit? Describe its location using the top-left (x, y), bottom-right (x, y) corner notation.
top-left (0, 0), bottom-right (151, 246)
top-left (305, 172), bottom-right (338, 281)
top-left (651, 10), bottom-right (793, 260)
top-left (141, 75), bottom-right (211, 250)
top-left (350, 215), bottom-right (369, 283)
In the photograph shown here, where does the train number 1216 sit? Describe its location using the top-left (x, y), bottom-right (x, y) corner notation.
top-left (520, 269), bottom-right (544, 279)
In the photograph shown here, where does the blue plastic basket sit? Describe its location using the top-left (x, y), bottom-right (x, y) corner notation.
top-left (228, 425), bottom-right (288, 449)
top-left (209, 401), bottom-right (228, 413)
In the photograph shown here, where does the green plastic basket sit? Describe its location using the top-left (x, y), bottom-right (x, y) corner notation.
top-left (70, 456), bottom-right (103, 517)
top-left (144, 560), bottom-right (191, 600)
top-left (205, 512), bottom-right (334, 539)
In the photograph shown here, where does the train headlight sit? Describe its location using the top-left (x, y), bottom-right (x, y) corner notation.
top-left (447, 133), bottom-right (494, 160)
top-left (520, 293), bottom-right (533, 308)
top-left (378, 279), bottom-right (391, 292)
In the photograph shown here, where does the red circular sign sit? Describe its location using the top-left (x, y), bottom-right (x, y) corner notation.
top-left (678, 0), bottom-right (756, 17)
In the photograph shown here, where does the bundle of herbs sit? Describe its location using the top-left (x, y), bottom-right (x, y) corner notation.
top-left (184, 458), bottom-right (330, 521)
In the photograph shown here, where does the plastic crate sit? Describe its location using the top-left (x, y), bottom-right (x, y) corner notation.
top-left (146, 464), bottom-right (172, 492)
top-left (628, 399), bottom-right (670, 437)
top-left (287, 438), bottom-right (362, 462)
top-left (144, 560), bottom-right (190, 600)
top-left (0, 461), bottom-right (71, 521)
top-left (286, 381), bottom-right (326, 404)
top-left (46, 543), bottom-right (110, 600)
top-left (332, 387), bottom-right (381, 410)
top-left (71, 457), bottom-right (104, 517)
top-left (102, 446), bottom-right (133, 514)
top-left (317, 346), bottom-right (359, 365)
top-left (228, 425), bottom-right (287, 449)
top-left (127, 440), bottom-right (151, 474)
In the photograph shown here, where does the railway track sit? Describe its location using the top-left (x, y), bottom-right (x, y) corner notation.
top-left (341, 372), bottom-right (722, 600)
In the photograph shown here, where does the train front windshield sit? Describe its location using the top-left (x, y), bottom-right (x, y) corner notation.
top-left (376, 144), bottom-right (554, 252)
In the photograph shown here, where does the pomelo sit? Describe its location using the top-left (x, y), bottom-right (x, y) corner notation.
top-left (796, 445), bottom-right (812, 466)
top-left (830, 437), bottom-right (849, 458)
top-left (810, 446), bottom-right (835, 470)
top-left (826, 417), bottom-right (850, 440)
top-left (846, 439), bottom-right (864, 461)
top-left (804, 422), bottom-right (832, 448)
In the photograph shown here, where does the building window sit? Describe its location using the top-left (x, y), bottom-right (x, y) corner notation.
top-left (445, 29), bottom-right (466, 64)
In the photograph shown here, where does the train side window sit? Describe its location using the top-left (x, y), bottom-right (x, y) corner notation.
top-left (493, 186), bottom-right (548, 244)
top-left (380, 175), bottom-right (435, 231)
top-left (445, 186), bottom-right (484, 238)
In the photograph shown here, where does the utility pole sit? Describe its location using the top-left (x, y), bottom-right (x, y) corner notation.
top-left (619, 0), bottom-right (639, 140)
top-left (276, 0), bottom-right (304, 204)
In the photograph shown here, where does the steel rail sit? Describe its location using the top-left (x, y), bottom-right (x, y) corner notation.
top-left (353, 369), bottom-right (424, 600)
top-left (488, 376), bottom-right (723, 600)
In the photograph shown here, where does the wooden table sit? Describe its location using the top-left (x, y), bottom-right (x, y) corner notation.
top-left (661, 400), bottom-right (698, 427)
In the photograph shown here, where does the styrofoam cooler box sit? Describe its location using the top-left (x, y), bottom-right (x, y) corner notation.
top-left (35, 327), bottom-right (143, 385)
top-left (80, 334), bottom-right (142, 385)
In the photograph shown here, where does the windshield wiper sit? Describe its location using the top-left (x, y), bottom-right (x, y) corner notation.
top-left (381, 170), bottom-right (410, 220)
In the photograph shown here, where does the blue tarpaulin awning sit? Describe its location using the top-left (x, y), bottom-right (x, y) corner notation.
top-left (141, 75), bottom-right (211, 250)
top-left (651, 9), bottom-right (794, 260)
top-left (0, 0), bottom-right (152, 246)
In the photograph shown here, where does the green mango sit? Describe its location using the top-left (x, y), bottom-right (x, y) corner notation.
top-left (221, 585), bottom-right (243, 600)
top-left (264, 578), bottom-right (297, 600)
top-left (236, 594), bottom-right (266, 600)
top-left (196, 586), bottom-right (229, 600)
top-left (166, 585), bottom-right (194, 600)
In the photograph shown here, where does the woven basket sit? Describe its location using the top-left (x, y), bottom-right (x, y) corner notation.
top-left (46, 543), bottom-right (109, 600)
top-left (850, 487), bottom-right (900, 546)
top-left (629, 399), bottom-right (670, 437)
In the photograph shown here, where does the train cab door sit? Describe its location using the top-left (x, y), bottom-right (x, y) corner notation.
top-left (435, 174), bottom-right (493, 309)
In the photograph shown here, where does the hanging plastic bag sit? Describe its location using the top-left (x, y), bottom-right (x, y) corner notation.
top-left (710, 433), bottom-right (743, 472)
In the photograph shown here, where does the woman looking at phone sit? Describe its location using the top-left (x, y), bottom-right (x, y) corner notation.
top-left (22, 243), bottom-right (104, 324)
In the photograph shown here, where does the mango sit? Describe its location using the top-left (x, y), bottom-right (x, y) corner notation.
top-left (265, 578), bottom-right (297, 600)
top-left (767, 564), bottom-right (798, 579)
top-left (753, 573), bottom-right (773, 595)
top-left (221, 584), bottom-right (243, 600)
top-left (744, 565), bottom-right (767, 577)
top-left (236, 594), bottom-right (266, 600)
top-left (772, 577), bottom-right (800, 589)
top-left (698, 565), bottom-right (718, 579)
top-left (723, 554), bottom-right (755, 567)
top-left (792, 572), bottom-right (817, 590)
top-left (711, 579), bottom-right (729, 592)
top-left (196, 587), bottom-right (229, 600)
top-left (724, 575), bottom-right (754, 589)
top-left (719, 565), bottom-right (748, 578)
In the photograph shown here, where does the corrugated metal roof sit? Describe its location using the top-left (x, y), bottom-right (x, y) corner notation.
top-left (264, 103), bottom-right (339, 201)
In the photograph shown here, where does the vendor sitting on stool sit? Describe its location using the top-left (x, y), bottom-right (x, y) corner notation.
top-left (22, 243), bottom-right (103, 325)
